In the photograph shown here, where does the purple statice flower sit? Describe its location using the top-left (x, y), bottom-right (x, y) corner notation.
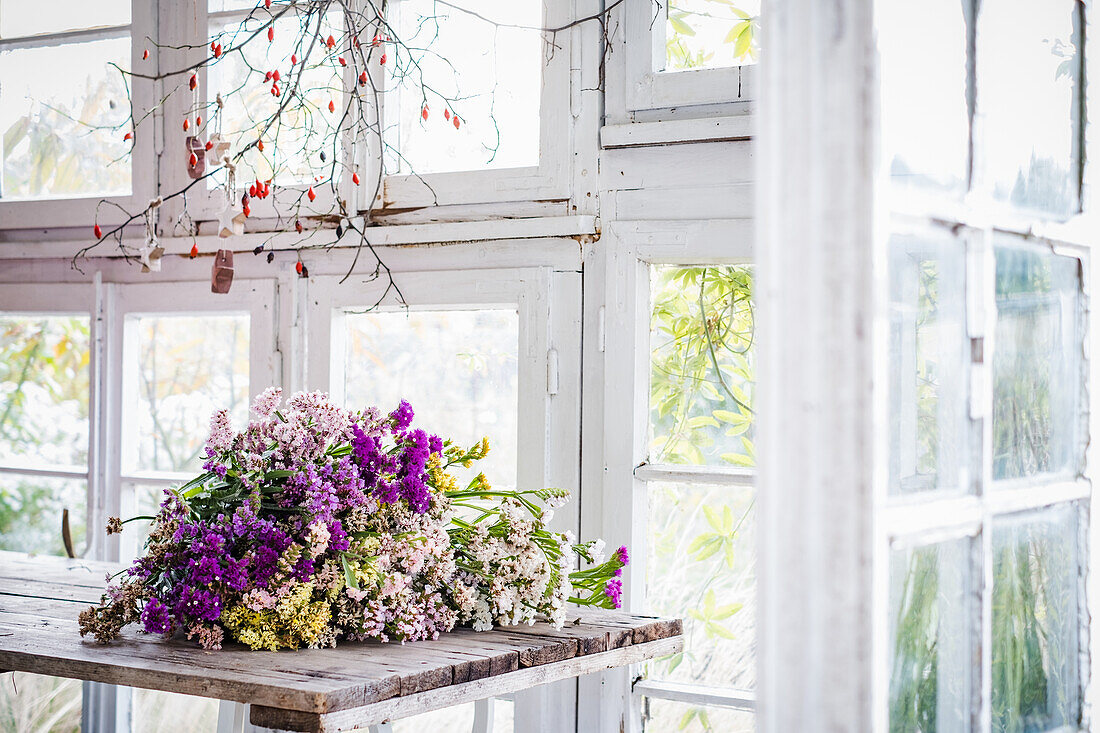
top-left (141, 597), bottom-right (171, 635)
top-left (174, 585), bottom-right (223, 622)
top-left (329, 519), bottom-right (350, 552)
top-left (615, 545), bottom-right (630, 565)
top-left (390, 400), bottom-right (415, 431)
top-left (394, 429), bottom-right (433, 513)
top-left (603, 578), bottom-right (623, 609)
top-left (293, 553), bottom-right (315, 582)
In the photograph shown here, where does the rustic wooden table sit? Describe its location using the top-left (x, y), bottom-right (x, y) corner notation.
top-left (0, 551), bottom-right (682, 732)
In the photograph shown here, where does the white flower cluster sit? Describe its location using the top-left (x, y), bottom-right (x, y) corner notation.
top-left (457, 498), bottom-right (574, 631)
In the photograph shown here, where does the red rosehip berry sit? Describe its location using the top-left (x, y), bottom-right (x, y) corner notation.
top-left (307, 187), bottom-right (316, 202)
top-left (267, 26), bottom-right (274, 42)
top-left (189, 74), bottom-right (197, 90)
top-left (328, 100), bottom-right (335, 113)
top-left (94, 224), bottom-right (102, 239)
top-left (190, 244), bottom-right (198, 258)
top-left (352, 172), bottom-right (360, 185)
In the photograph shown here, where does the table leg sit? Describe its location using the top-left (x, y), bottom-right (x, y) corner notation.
top-left (216, 700), bottom-right (248, 733)
top-left (472, 698), bottom-right (495, 733)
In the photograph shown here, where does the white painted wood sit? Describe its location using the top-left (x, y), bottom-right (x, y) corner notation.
top-left (633, 464), bottom-right (753, 487)
top-left (606, 0), bottom-right (754, 119)
top-left (632, 679), bottom-right (754, 712)
top-left (217, 701), bottom-right (248, 733)
top-left (756, 1), bottom-right (877, 732)
top-left (0, 216), bottom-right (596, 261)
top-left (600, 116), bottom-right (752, 149)
top-left (471, 698), bottom-right (493, 733)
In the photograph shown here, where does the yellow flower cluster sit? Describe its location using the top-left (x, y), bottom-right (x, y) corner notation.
top-left (427, 453), bottom-right (458, 494)
top-left (221, 582), bottom-right (332, 651)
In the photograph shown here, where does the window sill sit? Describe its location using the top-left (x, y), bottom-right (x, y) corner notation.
top-left (600, 115), bottom-right (753, 150)
top-left (0, 215), bottom-right (598, 261)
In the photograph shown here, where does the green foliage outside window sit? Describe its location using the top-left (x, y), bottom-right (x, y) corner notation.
top-left (645, 266), bottom-right (755, 733)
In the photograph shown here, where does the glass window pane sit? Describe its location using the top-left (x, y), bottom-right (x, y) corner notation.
top-left (887, 234), bottom-right (969, 495)
top-left (133, 689), bottom-right (218, 733)
top-left (343, 309), bottom-right (519, 487)
top-left (878, 0), bottom-right (969, 193)
top-left (0, 315), bottom-right (90, 468)
top-left (992, 505), bottom-right (1081, 731)
top-left (978, 0), bottom-right (1080, 216)
top-left (384, 0), bottom-right (541, 175)
top-left (208, 14), bottom-right (344, 188)
top-left (392, 700), bottom-right (513, 733)
top-left (0, 36), bottom-right (132, 200)
top-left (993, 242), bottom-right (1081, 483)
top-left (664, 0), bottom-right (760, 72)
top-left (0, 0), bottom-right (129, 37)
top-left (650, 266), bottom-right (754, 467)
top-left (0, 475), bottom-right (85, 557)
top-left (643, 698), bottom-right (753, 733)
top-left (645, 482), bottom-right (755, 690)
top-left (0, 672), bottom-right (81, 733)
top-left (125, 314), bottom-right (250, 474)
top-left (888, 538), bottom-right (974, 732)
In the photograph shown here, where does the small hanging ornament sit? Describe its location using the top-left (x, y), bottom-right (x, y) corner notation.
top-left (218, 164), bottom-right (247, 238)
top-left (186, 136), bottom-right (206, 179)
top-left (211, 249), bottom-right (235, 294)
top-left (207, 132), bottom-right (230, 160)
top-left (139, 200), bottom-right (165, 274)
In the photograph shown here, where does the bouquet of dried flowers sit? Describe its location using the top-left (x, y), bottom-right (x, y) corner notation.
top-left (79, 388), bottom-right (627, 651)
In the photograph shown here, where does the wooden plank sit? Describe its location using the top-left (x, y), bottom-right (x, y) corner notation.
top-left (250, 636), bottom-right (685, 732)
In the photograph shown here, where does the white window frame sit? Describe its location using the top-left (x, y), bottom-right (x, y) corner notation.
top-left (757, 0), bottom-right (1100, 729)
top-left (372, 0), bottom-right (575, 212)
top-left (607, 0), bottom-right (755, 121)
top-left (0, 1), bottom-right (157, 230)
top-left (582, 218), bottom-right (756, 732)
top-left (106, 279), bottom-right (277, 561)
top-left (0, 283), bottom-right (98, 555)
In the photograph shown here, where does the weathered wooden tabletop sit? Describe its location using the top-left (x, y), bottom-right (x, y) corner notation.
top-left (0, 551), bottom-right (682, 732)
